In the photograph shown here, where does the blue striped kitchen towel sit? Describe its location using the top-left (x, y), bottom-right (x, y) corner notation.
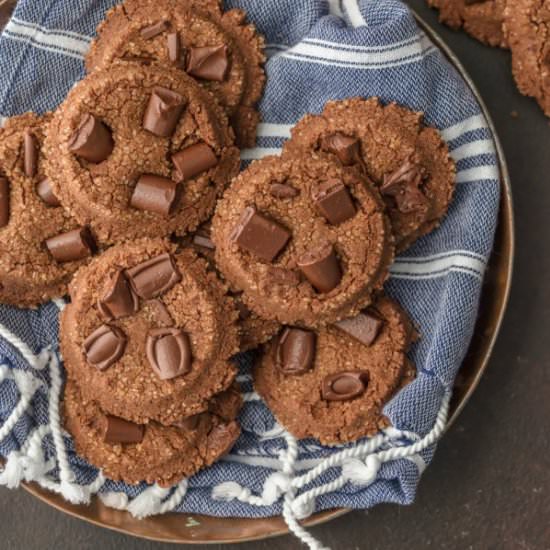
top-left (0, 0), bottom-right (501, 525)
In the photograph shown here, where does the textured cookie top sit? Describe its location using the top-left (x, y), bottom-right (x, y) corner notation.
top-left (504, 0), bottom-right (550, 116)
top-left (212, 153), bottom-right (394, 327)
top-left (254, 295), bottom-right (417, 445)
top-left (61, 239), bottom-right (239, 425)
top-left (284, 97), bottom-right (456, 252)
top-left (428, 0), bottom-right (508, 48)
top-left (85, 0), bottom-right (265, 146)
top-left (44, 63), bottom-right (239, 244)
top-left (64, 380), bottom-right (241, 486)
top-left (0, 113), bottom-right (96, 307)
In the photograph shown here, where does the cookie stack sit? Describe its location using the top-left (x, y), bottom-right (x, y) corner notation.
top-left (0, 0), bottom-right (457, 485)
top-left (428, 0), bottom-right (550, 117)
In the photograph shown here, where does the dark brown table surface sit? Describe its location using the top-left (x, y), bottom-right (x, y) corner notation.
top-left (1, 1), bottom-right (549, 549)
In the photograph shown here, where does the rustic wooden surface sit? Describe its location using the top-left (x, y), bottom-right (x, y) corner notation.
top-left (1, 1), bottom-right (549, 549)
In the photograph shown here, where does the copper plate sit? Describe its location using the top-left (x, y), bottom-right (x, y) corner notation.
top-left (0, 6), bottom-right (513, 544)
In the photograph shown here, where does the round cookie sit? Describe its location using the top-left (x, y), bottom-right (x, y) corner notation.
top-left (185, 222), bottom-right (281, 351)
top-left (44, 63), bottom-right (239, 245)
top-left (85, 0), bottom-right (265, 147)
top-left (254, 295), bottom-right (417, 445)
top-left (283, 97), bottom-right (456, 252)
top-left (504, 0), bottom-right (550, 117)
top-left (428, 0), bottom-right (508, 48)
top-left (211, 153), bottom-right (394, 328)
top-left (0, 113), bottom-right (97, 307)
top-left (60, 238), bottom-right (240, 425)
top-left (64, 380), bottom-right (241, 486)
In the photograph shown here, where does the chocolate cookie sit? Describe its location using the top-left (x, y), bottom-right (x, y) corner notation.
top-left (427, 0), bottom-right (508, 48)
top-left (185, 222), bottom-right (280, 351)
top-left (64, 380), bottom-right (241, 486)
top-left (44, 63), bottom-right (239, 245)
top-left (254, 296), bottom-right (417, 445)
top-left (60, 238), bottom-right (240, 425)
top-left (283, 98), bottom-right (456, 252)
top-left (504, 0), bottom-right (550, 116)
top-left (211, 153), bottom-right (394, 328)
top-left (85, 0), bottom-right (265, 147)
top-left (0, 113), bottom-right (97, 307)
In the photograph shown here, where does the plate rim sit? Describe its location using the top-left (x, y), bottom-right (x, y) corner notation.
top-left (16, 10), bottom-right (514, 545)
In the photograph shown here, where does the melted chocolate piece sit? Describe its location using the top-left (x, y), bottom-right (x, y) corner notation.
top-left (36, 178), bottom-right (61, 207)
top-left (24, 131), bottom-right (39, 178)
top-left (312, 179), bottom-right (356, 225)
top-left (172, 142), bottom-right (218, 181)
top-left (186, 45), bottom-right (229, 81)
top-left (142, 87), bottom-right (186, 138)
top-left (140, 20), bottom-right (170, 40)
top-left (130, 174), bottom-right (179, 216)
top-left (45, 227), bottom-right (96, 263)
top-left (68, 114), bottom-right (114, 164)
top-left (334, 309), bottom-right (383, 347)
top-left (83, 324), bottom-right (127, 370)
top-left (297, 243), bottom-right (342, 293)
top-left (146, 327), bottom-right (192, 380)
top-left (320, 133), bottom-right (364, 167)
top-left (125, 253), bottom-right (181, 299)
top-left (381, 160), bottom-right (429, 214)
top-left (321, 371), bottom-right (369, 401)
top-left (270, 183), bottom-right (299, 199)
top-left (275, 327), bottom-right (316, 374)
top-left (98, 270), bottom-right (139, 321)
top-left (104, 415), bottom-right (144, 444)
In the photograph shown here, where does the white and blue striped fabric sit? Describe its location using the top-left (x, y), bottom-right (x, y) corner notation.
top-left (0, 0), bottom-right (500, 521)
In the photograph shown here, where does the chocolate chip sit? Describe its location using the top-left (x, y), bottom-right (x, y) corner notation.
top-left (98, 270), bottom-right (139, 321)
top-left (83, 324), bottom-right (127, 370)
top-left (130, 174), bottom-right (179, 216)
top-left (186, 45), bottom-right (229, 81)
top-left (142, 87), bottom-right (186, 138)
top-left (270, 183), bottom-right (299, 199)
top-left (206, 420), bottom-right (239, 456)
top-left (140, 20), bottom-right (170, 40)
top-left (230, 207), bottom-right (291, 262)
top-left (0, 177), bottom-right (9, 228)
top-left (297, 243), bottom-right (341, 293)
top-left (334, 309), bottom-right (383, 346)
top-left (193, 233), bottom-right (215, 251)
top-left (381, 160), bottom-right (429, 214)
top-left (146, 327), bottom-right (192, 380)
top-left (167, 32), bottom-right (181, 65)
top-left (275, 327), bottom-right (316, 375)
top-left (125, 253), bottom-right (181, 299)
top-left (320, 133), bottom-right (363, 167)
top-left (68, 114), bottom-right (114, 164)
top-left (172, 142), bottom-right (218, 181)
top-left (312, 179), bottom-right (356, 225)
top-left (321, 371), bottom-right (369, 401)
top-left (36, 178), bottom-right (61, 207)
top-left (104, 415), bottom-right (144, 444)
top-left (45, 227), bottom-right (96, 263)
top-left (24, 131), bottom-right (39, 178)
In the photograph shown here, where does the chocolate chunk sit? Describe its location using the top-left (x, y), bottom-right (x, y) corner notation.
top-left (126, 253), bottom-right (181, 299)
top-left (24, 131), bottom-right (39, 177)
top-left (312, 179), bottom-right (356, 225)
top-left (206, 420), bottom-right (239, 456)
top-left (98, 270), bottom-right (139, 321)
top-left (270, 183), bottom-right (299, 199)
top-left (130, 174), bottom-right (179, 216)
top-left (83, 324), bottom-right (127, 370)
top-left (193, 233), bottom-right (215, 250)
top-left (298, 243), bottom-right (341, 293)
top-left (381, 160), bottom-right (429, 214)
top-left (186, 45), bottom-right (229, 82)
top-left (104, 415), bottom-right (144, 444)
top-left (321, 371), bottom-right (369, 401)
top-left (167, 32), bottom-right (181, 65)
top-left (267, 266), bottom-right (301, 286)
top-left (172, 142), bottom-right (218, 181)
top-left (0, 177), bottom-right (9, 228)
top-left (68, 114), bottom-right (114, 164)
top-left (146, 299), bottom-right (174, 326)
top-left (320, 133), bottom-right (363, 167)
top-left (230, 207), bottom-right (291, 262)
top-left (335, 309), bottom-right (383, 346)
top-left (146, 327), bottom-right (192, 380)
top-left (36, 178), bottom-right (61, 207)
top-left (275, 327), bottom-right (316, 375)
top-left (143, 87), bottom-right (186, 138)
top-left (140, 20), bottom-right (169, 40)
top-left (45, 227), bottom-right (96, 263)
